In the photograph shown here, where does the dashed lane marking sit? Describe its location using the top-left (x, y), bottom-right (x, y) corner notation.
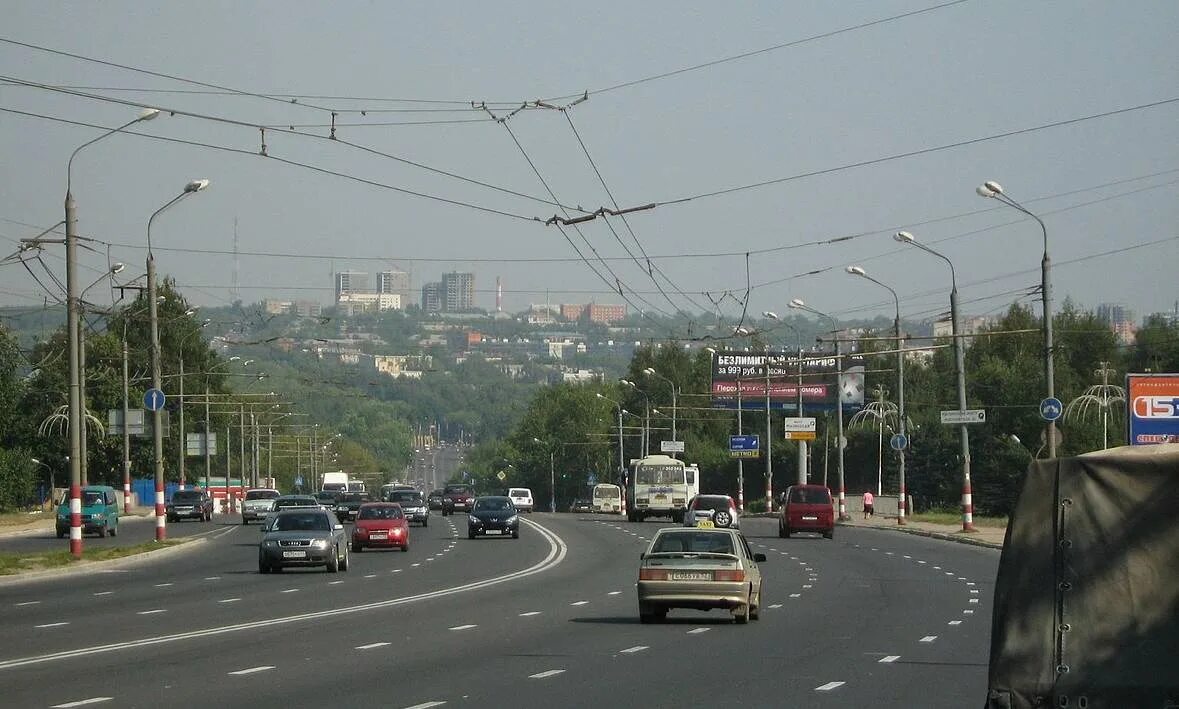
top-left (529, 669), bottom-right (566, 679)
top-left (790, 593), bottom-right (801, 598)
top-left (570, 601), bottom-right (589, 606)
top-left (769, 604), bottom-right (782, 609)
top-left (402, 703), bottom-right (446, 709)
top-left (970, 589), bottom-right (979, 594)
top-left (964, 609), bottom-right (975, 615)
top-left (969, 598), bottom-right (980, 604)
top-left (204, 576), bottom-right (221, 581)
top-left (687, 627), bottom-right (709, 634)
top-left (815, 682), bottom-right (845, 692)
top-left (518, 612), bottom-right (541, 617)
top-left (280, 589), bottom-right (299, 594)
top-left (218, 598), bottom-right (241, 604)
top-left (50, 697), bottom-right (112, 707)
top-left (607, 591), bottom-right (621, 596)
top-left (36, 622), bottom-right (70, 629)
top-left (136, 610), bottom-right (166, 615)
top-left (619, 646), bottom-right (648, 654)
top-left (948, 621), bottom-right (963, 626)
top-left (356, 642), bottom-right (391, 650)
top-left (449, 624), bottom-right (477, 631)
top-left (328, 581), bottom-right (344, 585)
top-left (14, 601), bottom-right (40, 607)
top-left (228, 666), bottom-right (274, 676)
top-left (920, 636), bottom-right (938, 643)
top-left (364, 574), bottom-right (377, 579)
top-left (153, 583), bottom-right (173, 588)
top-left (879, 655), bottom-right (901, 663)
top-left (93, 592), bottom-right (113, 597)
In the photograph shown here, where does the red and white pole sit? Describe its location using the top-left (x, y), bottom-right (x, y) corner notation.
top-left (123, 478), bottom-right (131, 515)
top-left (962, 476), bottom-right (975, 532)
top-left (897, 486), bottom-right (907, 525)
top-left (69, 483), bottom-right (82, 557)
top-left (838, 484), bottom-right (847, 521)
top-left (155, 482), bottom-right (166, 541)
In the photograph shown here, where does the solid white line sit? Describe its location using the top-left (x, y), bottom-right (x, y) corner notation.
top-left (769, 604), bottom-right (782, 609)
top-left (619, 646), bottom-right (648, 654)
top-left (920, 635), bottom-right (937, 643)
top-left (355, 642), bottom-right (391, 650)
top-left (280, 589), bottom-right (299, 594)
top-left (815, 682), bottom-right (845, 691)
top-left (449, 624), bottom-right (477, 631)
top-left (136, 610), bottom-right (166, 615)
top-left (14, 601), bottom-right (40, 606)
top-left (518, 612), bottom-right (541, 617)
top-left (570, 601), bottom-right (588, 606)
top-left (227, 666), bottom-right (274, 676)
top-left (879, 655), bottom-right (900, 663)
top-left (529, 669), bottom-right (565, 679)
top-left (154, 583), bottom-right (173, 588)
top-left (401, 703), bottom-right (446, 709)
top-left (36, 622), bottom-right (70, 628)
top-left (93, 592), bottom-right (113, 597)
top-left (687, 627), bottom-right (709, 634)
top-left (50, 697), bottom-right (112, 707)
top-left (948, 620), bottom-right (963, 626)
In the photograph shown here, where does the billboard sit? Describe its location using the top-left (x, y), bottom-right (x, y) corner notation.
top-left (711, 350), bottom-right (866, 412)
top-left (1127, 373), bottom-right (1179, 445)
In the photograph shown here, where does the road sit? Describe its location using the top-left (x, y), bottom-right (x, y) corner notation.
top-left (0, 513), bottom-right (225, 554)
top-left (0, 514), bottom-right (998, 708)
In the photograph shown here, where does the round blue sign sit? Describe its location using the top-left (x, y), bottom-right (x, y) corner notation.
top-left (1040, 397), bottom-right (1064, 422)
top-left (889, 433), bottom-right (909, 451)
top-left (144, 388), bottom-right (166, 412)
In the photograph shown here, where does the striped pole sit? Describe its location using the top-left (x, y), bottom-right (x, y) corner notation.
top-left (897, 486), bottom-right (907, 525)
top-left (962, 476), bottom-right (975, 532)
top-left (838, 485), bottom-right (847, 521)
top-left (69, 483), bottom-right (82, 557)
top-left (155, 483), bottom-right (166, 541)
top-left (123, 474), bottom-right (131, 515)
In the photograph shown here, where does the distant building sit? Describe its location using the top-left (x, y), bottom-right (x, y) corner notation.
top-left (262, 299), bottom-right (323, 318)
top-left (527, 304), bottom-right (558, 324)
top-left (373, 354), bottom-right (432, 379)
top-left (442, 272), bottom-right (475, 311)
top-left (560, 303), bottom-right (626, 324)
top-left (422, 282), bottom-right (442, 312)
top-left (336, 292), bottom-right (401, 315)
top-left (335, 271), bottom-right (369, 299)
top-left (377, 270), bottom-right (412, 306)
top-left (1097, 303), bottom-right (1136, 344)
top-left (931, 315), bottom-right (994, 347)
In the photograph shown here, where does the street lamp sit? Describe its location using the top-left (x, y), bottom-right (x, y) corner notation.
top-left (977, 180), bottom-right (1056, 458)
top-left (619, 379), bottom-right (650, 457)
top-left (894, 231), bottom-right (974, 532)
top-left (846, 265), bottom-right (908, 525)
top-left (148, 178), bottom-right (211, 542)
top-left (789, 297), bottom-right (850, 521)
top-left (63, 106), bottom-right (161, 558)
top-left (532, 437), bottom-right (557, 513)
top-left (641, 368), bottom-right (678, 456)
top-left (595, 392), bottom-right (626, 510)
top-left (764, 311), bottom-right (809, 504)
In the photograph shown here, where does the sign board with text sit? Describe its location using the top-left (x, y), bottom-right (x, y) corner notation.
top-left (107, 409), bottom-right (146, 436)
top-left (711, 350), bottom-right (866, 412)
top-left (1127, 373), bottom-right (1179, 445)
top-left (729, 435), bottom-right (760, 459)
top-left (186, 432), bottom-right (218, 457)
top-left (940, 409), bottom-right (986, 425)
top-left (660, 440), bottom-right (685, 453)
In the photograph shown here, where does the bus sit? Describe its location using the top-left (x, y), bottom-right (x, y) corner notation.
top-left (627, 454), bottom-right (689, 523)
top-left (592, 483), bottom-right (623, 514)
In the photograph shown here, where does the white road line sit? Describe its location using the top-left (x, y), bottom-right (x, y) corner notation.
top-left (364, 574), bottom-right (377, 579)
top-left (529, 669), bottom-right (565, 679)
top-left (518, 611), bottom-right (541, 617)
top-left (280, 589), bottom-right (299, 594)
top-left (228, 666), bottom-right (274, 676)
top-left (154, 583), bottom-right (173, 588)
top-left (36, 622), bottom-right (70, 629)
top-left (328, 580), bottom-right (344, 585)
top-left (790, 593), bottom-right (801, 598)
top-left (136, 610), bottom-right (166, 615)
top-left (970, 589), bottom-right (979, 594)
top-left (14, 601), bottom-right (40, 606)
top-left (392, 569), bottom-right (403, 573)
top-left (93, 592), bottom-right (113, 597)
top-left (933, 566), bottom-right (941, 569)
top-left (967, 581), bottom-right (976, 586)
top-left (964, 609), bottom-right (975, 615)
top-left (687, 627), bottom-right (709, 634)
top-left (570, 601), bottom-right (589, 606)
top-left (879, 655), bottom-right (901, 663)
top-left (920, 635), bottom-right (938, 643)
top-left (607, 591), bottom-right (621, 596)
top-left (958, 576), bottom-right (967, 581)
top-left (204, 576), bottom-right (221, 581)
top-left (918, 560), bottom-right (927, 564)
top-left (948, 620), bottom-right (963, 626)
top-left (218, 598), bottom-right (241, 604)
top-left (50, 697), bottom-right (112, 707)
top-left (412, 563), bottom-right (421, 567)
top-left (619, 646), bottom-right (648, 654)
top-left (402, 703), bottom-right (446, 709)
top-left (886, 552), bottom-right (894, 555)
top-left (903, 555), bottom-right (912, 559)
top-left (969, 598), bottom-right (980, 604)
top-left (355, 642), bottom-right (391, 650)
top-left (815, 682), bottom-right (845, 692)
top-left (449, 624), bottom-right (477, 631)
top-left (945, 572), bottom-right (955, 576)
top-left (802, 584), bottom-right (813, 589)
top-left (769, 604), bottom-right (782, 609)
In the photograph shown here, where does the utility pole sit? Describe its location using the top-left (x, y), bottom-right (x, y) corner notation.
top-left (736, 382), bottom-right (745, 513)
top-left (122, 337), bottom-right (131, 514)
top-left (764, 352), bottom-right (773, 511)
top-left (178, 356), bottom-right (185, 490)
top-left (204, 385), bottom-right (212, 494)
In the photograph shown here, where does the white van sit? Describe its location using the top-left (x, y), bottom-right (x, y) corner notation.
top-left (508, 487), bottom-right (534, 513)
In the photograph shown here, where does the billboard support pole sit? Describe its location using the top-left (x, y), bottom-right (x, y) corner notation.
top-left (736, 383), bottom-right (744, 513)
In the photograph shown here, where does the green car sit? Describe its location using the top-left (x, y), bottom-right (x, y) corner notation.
top-left (56, 485), bottom-right (120, 538)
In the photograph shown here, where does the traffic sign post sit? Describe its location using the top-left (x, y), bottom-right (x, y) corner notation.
top-left (940, 409), bottom-right (986, 425)
top-left (660, 440), bottom-right (685, 454)
top-left (890, 433), bottom-right (909, 451)
top-left (1040, 397), bottom-right (1063, 422)
top-left (783, 417), bottom-right (817, 440)
top-left (144, 388), bottom-right (166, 412)
top-left (729, 435), bottom-right (760, 459)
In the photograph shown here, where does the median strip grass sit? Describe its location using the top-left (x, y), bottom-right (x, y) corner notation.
top-left (909, 510), bottom-right (1007, 528)
top-left (0, 539), bottom-right (188, 575)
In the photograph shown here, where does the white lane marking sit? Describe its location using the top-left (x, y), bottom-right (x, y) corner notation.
top-left (969, 598), bottom-right (980, 604)
top-left (153, 583), bottom-right (173, 588)
top-left (136, 610), bottom-right (166, 615)
top-left (687, 627), bottom-right (709, 634)
top-left (364, 574), bottom-right (377, 579)
top-left (392, 569), bottom-right (403, 574)
top-left (402, 703), bottom-right (446, 709)
top-left (449, 624), bottom-right (477, 631)
top-left (886, 552), bottom-right (894, 556)
top-left (570, 601), bottom-right (589, 606)
top-left (425, 558), bottom-right (434, 562)
top-left (93, 592), bottom-right (113, 597)
top-left (815, 682), bottom-right (845, 692)
top-left (964, 609), bottom-right (975, 615)
top-left (280, 589), bottom-right (299, 594)
top-left (967, 581), bottom-right (976, 586)
top-left (36, 622), bottom-right (70, 629)
top-left (802, 584), bottom-right (813, 589)
top-left (945, 572), bottom-right (955, 576)
top-left (218, 598), bottom-right (241, 604)
top-left (958, 577), bottom-right (967, 581)
top-left (50, 698), bottom-right (112, 707)
top-left (970, 589), bottom-right (979, 594)
top-left (769, 604), bottom-right (783, 609)
top-left (790, 593), bottom-right (801, 598)
top-left (328, 580), bottom-right (344, 585)
top-left (518, 612), bottom-right (541, 617)
top-left (903, 555), bottom-right (912, 559)
top-left (933, 566), bottom-right (941, 569)
top-left (204, 576), bottom-right (221, 581)
top-left (529, 669), bottom-right (565, 679)
top-left (0, 517), bottom-right (567, 672)
top-left (948, 620), bottom-right (963, 626)
top-left (228, 666), bottom-right (274, 676)
top-left (918, 560), bottom-right (927, 564)
top-left (355, 642), bottom-right (391, 650)
top-left (619, 646), bottom-right (648, 654)
top-left (412, 563), bottom-right (421, 567)
top-left (920, 635), bottom-right (938, 643)
top-left (14, 601), bottom-right (40, 607)
top-left (607, 591), bottom-right (621, 596)
top-left (879, 655), bottom-right (901, 663)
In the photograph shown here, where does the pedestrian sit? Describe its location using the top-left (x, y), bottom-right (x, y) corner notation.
top-left (862, 490), bottom-right (875, 519)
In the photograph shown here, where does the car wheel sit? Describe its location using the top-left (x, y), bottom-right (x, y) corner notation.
top-left (109, 523), bottom-right (117, 537)
top-left (783, 526), bottom-right (792, 538)
top-left (98, 524), bottom-right (107, 538)
top-left (735, 596), bottom-right (751, 625)
top-left (714, 511), bottom-right (732, 527)
top-left (351, 542), bottom-right (362, 553)
top-left (422, 519), bottom-right (428, 528)
top-left (339, 546), bottom-right (350, 571)
top-left (823, 529), bottom-right (834, 540)
top-left (326, 545), bottom-right (340, 573)
top-left (468, 531), bottom-right (477, 539)
top-left (512, 529), bottom-right (520, 539)
top-left (401, 544), bottom-right (409, 552)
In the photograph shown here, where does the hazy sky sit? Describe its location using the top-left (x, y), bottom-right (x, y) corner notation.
top-left (2, 1), bottom-right (1176, 332)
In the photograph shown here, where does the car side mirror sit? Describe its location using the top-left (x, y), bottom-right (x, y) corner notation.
top-left (754, 553), bottom-right (767, 563)
top-left (639, 552), bottom-right (645, 560)
top-left (333, 524), bottom-right (343, 530)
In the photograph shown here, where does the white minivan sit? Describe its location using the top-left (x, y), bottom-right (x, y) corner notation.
top-left (508, 487), bottom-right (534, 513)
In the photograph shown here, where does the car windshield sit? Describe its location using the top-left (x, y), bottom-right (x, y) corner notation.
top-left (636, 464), bottom-right (684, 485)
top-left (790, 487), bottom-right (831, 504)
top-left (388, 492), bottom-right (422, 504)
top-left (276, 498), bottom-right (314, 508)
top-left (246, 490), bottom-right (279, 500)
top-left (445, 486), bottom-right (471, 495)
top-left (172, 491), bottom-right (203, 502)
top-left (273, 512), bottom-right (330, 531)
top-left (509, 489), bottom-right (529, 497)
top-left (359, 506), bottom-right (403, 520)
top-left (652, 531), bottom-right (735, 555)
top-left (340, 493), bottom-right (366, 503)
top-left (474, 498), bottom-right (512, 512)
top-left (694, 497), bottom-right (732, 512)
top-left (81, 491), bottom-right (105, 506)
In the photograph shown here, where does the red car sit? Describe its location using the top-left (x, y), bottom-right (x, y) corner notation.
top-left (778, 484), bottom-right (835, 539)
top-left (351, 502), bottom-right (410, 552)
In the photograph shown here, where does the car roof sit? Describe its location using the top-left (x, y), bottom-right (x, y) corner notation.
top-left (81, 485), bottom-right (116, 492)
top-left (273, 507), bottom-right (329, 516)
top-left (276, 495), bottom-right (317, 501)
top-left (247, 488), bottom-right (280, 493)
top-left (654, 527), bottom-right (739, 539)
top-left (694, 494), bottom-right (733, 501)
top-left (787, 484), bottom-right (830, 490)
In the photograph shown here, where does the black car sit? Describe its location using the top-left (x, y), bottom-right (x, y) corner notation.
top-left (385, 489), bottom-right (429, 527)
top-left (334, 492), bottom-right (369, 522)
top-left (427, 489), bottom-right (444, 510)
top-left (166, 489), bottom-right (213, 522)
top-left (467, 496), bottom-right (520, 539)
top-left (569, 499), bottom-right (594, 513)
top-left (313, 490), bottom-right (341, 509)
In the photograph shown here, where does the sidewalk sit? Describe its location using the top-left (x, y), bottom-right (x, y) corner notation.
top-left (841, 513), bottom-right (1006, 549)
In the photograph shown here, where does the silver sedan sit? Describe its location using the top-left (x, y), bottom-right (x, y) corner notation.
top-left (637, 527), bottom-right (765, 624)
top-left (259, 509), bottom-right (350, 574)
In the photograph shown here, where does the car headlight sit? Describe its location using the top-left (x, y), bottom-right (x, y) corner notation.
top-left (310, 539), bottom-right (329, 549)
top-left (505, 515), bottom-right (518, 525)
top-left (92, 513), bottom-right (105, 519)
top-left (468, 515), bottom-right (480, 525)
top-left (263, 539), bottom-right (278, 547)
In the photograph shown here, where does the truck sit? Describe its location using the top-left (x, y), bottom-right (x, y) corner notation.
top-left (321, 471), bottom-right (349, 494)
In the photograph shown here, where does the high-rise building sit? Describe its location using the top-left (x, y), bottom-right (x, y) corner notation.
top-left (422, 282), bottom-right (443, 312)
top-left (335, 271), bottom-right (369, 299)
top-left (1097, 302), bottom-right (1136, 345)
top-left (442, 271), bottom-right (475, 311)
top-left (377, 270), bottom-right (411, 304)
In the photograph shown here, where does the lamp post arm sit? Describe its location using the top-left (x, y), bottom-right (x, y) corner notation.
top-left (67, 117), bottom-right (141, 195)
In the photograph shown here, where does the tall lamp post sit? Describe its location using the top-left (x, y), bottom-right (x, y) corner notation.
top-left (765, 311), bottom-right (807, 502)
top-left (148, 179), bottom-right (211, 542)
top-left (894, 231), bottom-right (974, 532)
top-left (619, 379), bottom-right (650, 457)
top-left (642, 368), bottom-right (678, 456)
top-left (847, 265), bottom-right (908, 525)
top-left (789, 298), bottom-right (850, 521)
top-left (977, 180), bottom-right (1056, 458)
top-left (595, 392), bottom-right (626, 515)
top-left (61, 107), bottom-right (160, 558)
top-left (532, 437), bottom-right (557, 513)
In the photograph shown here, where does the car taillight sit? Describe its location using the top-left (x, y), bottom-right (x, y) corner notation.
top-left (639, 568), bottom-right (668, 581)
top-left (714, 570), bottom-right (745, 582)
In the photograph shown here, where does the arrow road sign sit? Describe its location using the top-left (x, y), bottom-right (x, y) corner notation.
top-left (1040, 397), bottom-right (1064, 422)
top-left (144, 388), bottom-right (166, 412)
top-left (729, 435), bottom-right (760, 459)
top-left (890, 433), bottom-right (909, 451)
top-left (940, 409), bottom-right (986, 425)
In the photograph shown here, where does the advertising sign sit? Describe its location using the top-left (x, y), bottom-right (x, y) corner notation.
top-left (1127, 373), bottom-right (1179, 445)
top-left (711, 350), bottom-right (865, 412)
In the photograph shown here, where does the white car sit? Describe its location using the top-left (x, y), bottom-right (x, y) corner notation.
top-left (508, 487), bottom-right (534, 513)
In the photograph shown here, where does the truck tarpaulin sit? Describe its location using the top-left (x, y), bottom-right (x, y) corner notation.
top-left (985, 444), bottom-right (1179, 708)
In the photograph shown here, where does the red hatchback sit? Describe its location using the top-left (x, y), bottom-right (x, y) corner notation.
top-left (778, 484), bottom-right (835, 539)
top-left (351, 502), bottom-right (410, 552)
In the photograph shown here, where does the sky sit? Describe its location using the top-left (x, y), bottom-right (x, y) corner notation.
top-left (1, 0), bottom-right (1176, 335)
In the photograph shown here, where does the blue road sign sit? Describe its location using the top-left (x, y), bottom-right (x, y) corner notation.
top-left (144, 388), bottom-right (166, 412)
top-left (1040, 397), bottom-right (1064, 422)
top-left (890, 433), bottom-right (909, 451)
top-left (587, 473), bottom-right (597, 486)
top-left (294, 475), bottom-right (304, 487)
top-left (729, 435), bottom-right (760, 458)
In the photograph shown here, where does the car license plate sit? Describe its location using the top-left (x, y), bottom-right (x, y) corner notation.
top-left (282, 551), bottom-right (306, 558)
top-left (697, 520), bottom-right (715, 528)
top-left (802, 515), bottom-right (818, 521)
top-left (486, 529), bottom-right (501, 535)
top-left (370, 532), bottom-right (387, 540)
top-left (655, 494), bottom-right (667, 500)
top-left (670, 572), bottom-right (710, 581)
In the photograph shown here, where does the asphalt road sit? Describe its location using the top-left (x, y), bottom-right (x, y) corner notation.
top-left (0, 512), bottom-right (228, 554)
top-left (0, 514), bottom-right (999, 708)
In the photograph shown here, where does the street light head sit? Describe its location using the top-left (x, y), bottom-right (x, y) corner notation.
top-left (846, 265), bottom-right (866, 277)
top-left (31, 457), bottom-right (41, 464)
top-left (642, 368), bottom-right (656, 375)
top-left (137, 108), bottom-right (161, 122)
top-left (762, 311), bottom-right (779, 320)
top-left (733, 326), bottom-right (750, 336)
top-left (788, 298), bottom-right (805, 309)
top-left (894, 231), bottom-right (915, 244)
top-left (229, 355), bottom-right (241, 361)
top-left (184, 179), bottom-right (211, 193)
top-left (703, 346), bottom-right (716, 354)
top-left (184, 308), bottom-right (198, 316)
top-left (983, 180), bottom-right (1003, 195)
top-left (110, 262), bottom-right (125, 274)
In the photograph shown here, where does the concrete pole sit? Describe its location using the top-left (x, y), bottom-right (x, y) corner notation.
top-left (834, 335), bottom-right (847, 521)
top-left (239, 404), bottom-right (246, 500)
top-left (736, 382), bottom-right (744, 513)
top-left (204, 384), bottom-right (212, 494)
top-left (178, 356), bottom-right (185, 491)
top-left (764, 353), bottom-right (773, 511)
top-left (65, 178), bottom-right (84, 558)
top-left (79, 318), bottom-right (88, 487)
top-left (949, 286), bottom-right (974, 531)
top-left (796, 346), bottom-right (806, 485)
top-left (895, 312), bottom-right (907, 526)
top-left (225, 424), bottom-right (233, 513)
top-left (122, 337), bottom-right (131, 514)
top-left (147, 249), bottom-right (166, 542)
top-left (549, 449), bottom-right (555, 513)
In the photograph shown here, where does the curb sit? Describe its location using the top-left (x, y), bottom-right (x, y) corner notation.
top-left (0, 535), bottom-right (210, 587)
top-left (839, 521), bottom-right (1004, 549)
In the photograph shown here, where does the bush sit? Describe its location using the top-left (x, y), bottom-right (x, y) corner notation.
top-left (0, 448), bottom-right (36, 512)
top-left (745, 499), bottom-right (767, 514)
